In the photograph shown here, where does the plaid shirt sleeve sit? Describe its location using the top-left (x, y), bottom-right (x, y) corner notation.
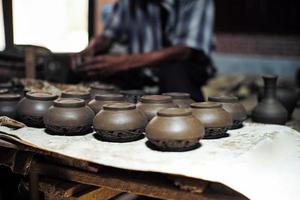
top-left (169, 0), bottom-right (214, 54)
top-left (103, 0), bottom-right (128, 43)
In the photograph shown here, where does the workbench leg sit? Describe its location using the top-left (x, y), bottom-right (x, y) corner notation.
top-left (29, 172), bottom-right (39, 200)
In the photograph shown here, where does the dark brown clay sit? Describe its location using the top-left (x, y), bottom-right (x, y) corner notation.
top-left (88, 93), bottom-right (126, 114)
top-left (163, 92), bottom-right (195, 108)
top-left (208, 95), bottom-right (247, 129)
top-left (136, 95), bottom-right (177, 120)
top-left (191, 102), bottom-right (232, 139)
top-left (0, 94), bottom-right (21, 119)
top-left (44, 98), bottom-right (95, 135)
top-left (17, 91), bottom-right (58, 127)
top-left (252, 75), bottom-right (288, 125)
top-left (120, 90), bottom-right (145, 103)
top-left (146, 108), bottom-right (204, 151)
top-left (89, 83), bottom-right (118, 99)
top-left (61, 90), bottom-right (91, 104)
top-left (93, 103), bottom-right (148, 142)
top-left (276, 86), bottom-right (297, 120)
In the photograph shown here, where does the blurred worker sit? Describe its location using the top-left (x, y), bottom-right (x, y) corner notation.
top-left (72, 0), bottom-right (216, 101)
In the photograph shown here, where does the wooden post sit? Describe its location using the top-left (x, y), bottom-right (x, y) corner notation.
top-left (25, 47), bottom-right (36, 79)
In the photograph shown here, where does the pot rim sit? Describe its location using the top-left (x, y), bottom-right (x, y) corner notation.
top-left (162, 92), bottom-right (191, 99)
top-left (140, 95), bottom-right (172, 104)
top-left (54, 98), bottom-right (85, 108)
top-left (26, 91), bottom-right (58, 101)
top-left (90, 83), bottom-right (116, 91)
top-left (208, 95), bottom-right (238, 103)
top-left (103, 102), bottom-right (136, 111)
top-left (191, 102), bottom-right (222, 108)
top-left (158, 108), bottom-right (192, 117)
top-left (0, 93), bottom-right (21, 101)
top-left (61, 90), bottom-right (91, 99)
top-left (95, 93), bottom-right (124, 101)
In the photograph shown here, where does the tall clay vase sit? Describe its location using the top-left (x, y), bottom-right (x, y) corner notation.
top-left (252, 75), bottom-right (288, 125)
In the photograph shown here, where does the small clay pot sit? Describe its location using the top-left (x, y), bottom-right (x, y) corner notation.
top-left (163, 92), bottom-right (195, 108)
top-left (89, 83), bottom-right (118, 99)
top-left (17, 91), bottom-right (58, 127)
top-left (0, 94), bottom-right (21, 119)
top-left (44, 98), bottom-right (95, 135)
top-left (252, 75), bottom-right (288, 125)
top-left (136, 95), bottom-right (177, 120)
top-left (120, 90), bottom-right (145, 103)
top-left (146, 108), bottom-right (204, 151)
top-left (191, 102), bottom-right (232, 139)
top-left (208, 96), bottom-right (247, 129)
top-left (0, 89), bottom-right (9, 94)
top-left (93, 103), bottom-right (147, 142)
top-left (61, 90), bottom-right (91, 104)
top-left (88, 93), bottom-right (126, 114)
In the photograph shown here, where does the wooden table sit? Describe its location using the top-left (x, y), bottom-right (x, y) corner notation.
top-left (0, 134), bottom-right (248, 200)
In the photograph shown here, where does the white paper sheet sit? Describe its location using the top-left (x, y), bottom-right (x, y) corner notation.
top-left (0, 123), bottom-right (299, 200)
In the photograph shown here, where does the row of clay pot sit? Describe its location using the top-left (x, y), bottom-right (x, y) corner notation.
top-left (0, 88), bottom-right (247, 151)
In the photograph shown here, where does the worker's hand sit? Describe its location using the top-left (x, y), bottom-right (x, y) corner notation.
top-left (70, 35), bottom-right (112, 71)
top-left (70, 38), bottom-right (97, 71)
top-left (78, 54), bottom-right (142, 77)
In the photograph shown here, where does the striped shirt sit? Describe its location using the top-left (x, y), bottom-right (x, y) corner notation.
top-left (104, 0), bottom-right (215, 55)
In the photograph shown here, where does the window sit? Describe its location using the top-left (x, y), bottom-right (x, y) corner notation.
top-left (13, 0), bottom-right (88, 53)
top-left (0, 1), bottom-right (5, 51)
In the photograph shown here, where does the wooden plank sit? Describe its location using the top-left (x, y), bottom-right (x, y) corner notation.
top-left (25, 47), bottom-right (36, 79)
top-left (74, 187), bottom-right (121, 200)
top-left (31, 162), bottom-right (248, 200)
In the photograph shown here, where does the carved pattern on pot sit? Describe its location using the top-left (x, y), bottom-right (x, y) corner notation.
top-left (204, 127), bottom-right (228, 139)
top-left (95, 128), bottom-right (144, 142)
top-left (46, 124), bottom-right (92, 135)
top-left (148, 138), bottom-right (200, 151)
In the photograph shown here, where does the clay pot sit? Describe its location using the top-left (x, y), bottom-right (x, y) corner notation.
top-left (17, 91), bottom-right (58, 127)
top-left (44, 98), bottom-right (95, 135)
top-left (252, 75), bottom-right (288, 125)
top-left (89, 83), bottom-right (118, 99)
top-left (93, 103), bottom-right (147, 142)
top-left (208, 95), bottom-right (247, 129)
top-left (88, 93), bottom-right (126, 114)
top-left (163, 92), bottom-right (195, 108)
top-left (61, 90), bottom-right (91, 104)
top-left (191, 102), bottom-right (232, 139)
top-left (120, 90), bottom-right (145, 103)
top-left (0, 89), bottom-right (9, 94)
top-left (136, 95), bottom-right (177, 120)
top-left (146, 108), bottom-right (204, 151)
top-left (276, 87), bottom-right (297, 120)
top-left (0, 94), bottom-right (21, 119)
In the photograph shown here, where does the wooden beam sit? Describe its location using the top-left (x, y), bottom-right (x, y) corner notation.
top-left (31, 162), bottom-right (247, 200)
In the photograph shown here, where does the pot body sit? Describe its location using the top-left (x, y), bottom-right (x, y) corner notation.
top-left (208, 96), bottom-right (247, 129)
top-left (17, 97), bottom-right (56, 127)
top-left (146, 115), bottom-right (204, 140)
top-left (252, 76), bottom-right (288, 125)
top-left (94, 108), bottom-right (147, 131)
top-left (44, 104), bottom-right (95, 135)
top-left (191, 105), bottom-right (232, 128)
top-left (162, 92), bottom-right (195, 108)
top-left (88, 99), bottom-right (125, 114)
top-left (276, 87), bottom-right (297, 119)
top-left (146, 108), bottom-right (204, 151)
top-left (61, 91), bottom-right (91, 104)
top-left (93, 103), bottom-right (147, 142)
top-left (0, 94), bottom-right (21, 119)
top-left (89, 84), bottom-right (117, 99)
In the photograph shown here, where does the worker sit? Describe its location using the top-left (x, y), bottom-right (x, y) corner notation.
top-left (72, 0), bottom-right (216, 101)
